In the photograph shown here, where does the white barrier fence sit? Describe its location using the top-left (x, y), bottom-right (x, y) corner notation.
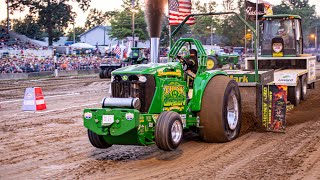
top-left (0, 49), bottom-right (53, 58)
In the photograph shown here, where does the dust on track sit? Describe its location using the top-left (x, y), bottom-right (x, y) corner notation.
top-left (0, 74), bottom-right (319, 180)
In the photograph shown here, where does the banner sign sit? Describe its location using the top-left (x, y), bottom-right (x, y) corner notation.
top-left (261, 85), bottom-right (287, 132)
top-left (245, 0), bottom-right (265, 21)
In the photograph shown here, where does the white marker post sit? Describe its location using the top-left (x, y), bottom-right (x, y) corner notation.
top-left (54, 56), bottom-right (58, 77)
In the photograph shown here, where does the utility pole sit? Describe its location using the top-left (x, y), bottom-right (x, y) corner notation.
top-left (73, 23), bottom-right (76, 44)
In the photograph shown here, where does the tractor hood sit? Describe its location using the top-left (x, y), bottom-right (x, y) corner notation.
top-left (112, 62), bottom-right (183, 76)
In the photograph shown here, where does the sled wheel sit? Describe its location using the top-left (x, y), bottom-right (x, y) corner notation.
top-left (103, 69), bottom-right (109, 78)
top-left (301, 75), bottom-right (307, 100)
top-left (155, 111), bottom-right (183, 151)
top-left (207, 56), bottom-right (218, 70)
top-left (288, 77), bottom-right (301, 106)
top-left (99, 70), bottom-right (104, 78)
top-left (107, 68), bottom-right (113, 78)
top-left (88, 129), bottom-right (112, 149)
top-left (199, 75), bottom-right (241, 142)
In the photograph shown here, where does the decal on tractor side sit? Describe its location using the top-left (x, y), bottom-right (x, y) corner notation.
top-left (157, 69), bottom-right (182, 77)
top-left (163, 82), bottom-right (186, 111)
top-left (229, 75), bottom-right (249, 83)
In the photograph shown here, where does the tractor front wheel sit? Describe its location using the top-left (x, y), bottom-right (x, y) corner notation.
top-left (88, 130), bottom-right (112, 149)
top-left (199, 75), bottom-right (241, 142)
top-left (155, 111), bottom-right (183, 151)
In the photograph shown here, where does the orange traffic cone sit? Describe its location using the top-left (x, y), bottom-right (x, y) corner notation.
top-left (22, 87), bottom-right (47, 111)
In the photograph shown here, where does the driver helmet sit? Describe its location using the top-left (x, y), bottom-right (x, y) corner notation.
top-left (278, 24), bottom-right (288, 36)
top-left (178, 46), bottom-right (189, 58)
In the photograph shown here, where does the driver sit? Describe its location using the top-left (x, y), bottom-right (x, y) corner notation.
top-left (278, 24), bottom-right (291, 47)
top-left (177, 49), bottom-right (198, 78)
top-left (188, 49), bottom-right (198, 75)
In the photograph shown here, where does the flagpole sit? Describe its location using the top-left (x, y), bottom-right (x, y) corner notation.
top-left (168, 0), bottom-right (172, 49)
top-left (254, 0), bottom-right (259, 82)
top-left (244, 1), bottom-right (247, 59)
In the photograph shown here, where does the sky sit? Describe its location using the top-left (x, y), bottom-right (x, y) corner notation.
top-left (0, 0), bottom-right (319, 27)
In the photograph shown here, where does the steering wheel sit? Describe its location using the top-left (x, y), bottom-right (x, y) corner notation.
top-left (177, 55), bottom-right (188, 64)
top-left (176, 55), bottom-right (189, 70)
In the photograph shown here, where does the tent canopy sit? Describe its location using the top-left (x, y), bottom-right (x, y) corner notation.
top-left (70, 43), bottom-right (95, 49)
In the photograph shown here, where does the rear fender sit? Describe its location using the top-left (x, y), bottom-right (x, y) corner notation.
top-left (190, 70), bottom-right (227, 111)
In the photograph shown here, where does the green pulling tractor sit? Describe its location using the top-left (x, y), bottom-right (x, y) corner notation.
top-left (84, 37), bottom-right (242, 151)
top-left (83, 12), bottom-right (301, 151)
top-left (99, 47), bottom-right (149, 79)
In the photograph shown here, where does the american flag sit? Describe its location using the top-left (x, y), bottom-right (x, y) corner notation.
top-left (113, 44), bottom-right (121, 59)
top-left (169, 0), bottom-right (195, 25)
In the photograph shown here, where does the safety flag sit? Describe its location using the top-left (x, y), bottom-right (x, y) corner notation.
top-left (113, 44), bottom-right (121, 59)
top-left (169, 0), bottom-right (195, 25)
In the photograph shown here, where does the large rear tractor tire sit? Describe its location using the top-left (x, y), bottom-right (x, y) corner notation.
top-left (99, 70), bottom-right (104, 78)
top-left (199, 75), bottom-right (241, 143)
top-left (301, 75), bottom-right (307, 100)
top-left (207, 56), bottom-right (218, 70)
top-left (88, 129), bottom-right (112, 149)
top-left (288, 77), bottom-right (301, 106)
top-left (155, 111), bottom-right (183, 151)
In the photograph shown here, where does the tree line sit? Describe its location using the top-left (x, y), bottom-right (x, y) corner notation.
top-left (3, 0), bottom-right (320, 48)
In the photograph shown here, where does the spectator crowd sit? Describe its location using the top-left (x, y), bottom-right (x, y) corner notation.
top-left (0, 26), bottom-right (147, 74)
top-left (0, 55), bottom-right (114, 74)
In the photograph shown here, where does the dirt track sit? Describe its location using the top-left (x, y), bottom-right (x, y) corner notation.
top-left (0, 72), bottom-right (320, 179)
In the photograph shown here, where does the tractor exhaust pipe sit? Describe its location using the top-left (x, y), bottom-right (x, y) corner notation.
top-left (150, 37), bottom-right (160, 63)
top-left (144, 0), bottom-right (166, 63)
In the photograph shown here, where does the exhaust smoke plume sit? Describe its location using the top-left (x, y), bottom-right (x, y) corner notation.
top-left (144, 0), bottom-right (167, 37)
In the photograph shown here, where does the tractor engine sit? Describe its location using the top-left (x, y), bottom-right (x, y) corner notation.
top-left (110, 74), bottom-right (156, 113)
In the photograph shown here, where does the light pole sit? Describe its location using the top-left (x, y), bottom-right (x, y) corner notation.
top-left (131, 9), bottom-right (138, 47)
top-left (206, 25), bottom-right (216, 46)
top-left (311, 33), bottom-right (317, 54)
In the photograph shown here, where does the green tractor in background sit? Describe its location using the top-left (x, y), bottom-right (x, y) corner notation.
top-left (124, 47), bottom-right (149, 65)
top-left (99, 47), bottom-right (149, 79)
top-left (206, 48), bottom-right (241, 70)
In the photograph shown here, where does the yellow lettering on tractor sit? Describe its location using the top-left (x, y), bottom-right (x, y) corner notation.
top-left (164, 85), bottom-right (185, 96)
top-left (158, 69), bottom-right (182, 77)
top-left (229, 75), bottom-right (249, 83)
